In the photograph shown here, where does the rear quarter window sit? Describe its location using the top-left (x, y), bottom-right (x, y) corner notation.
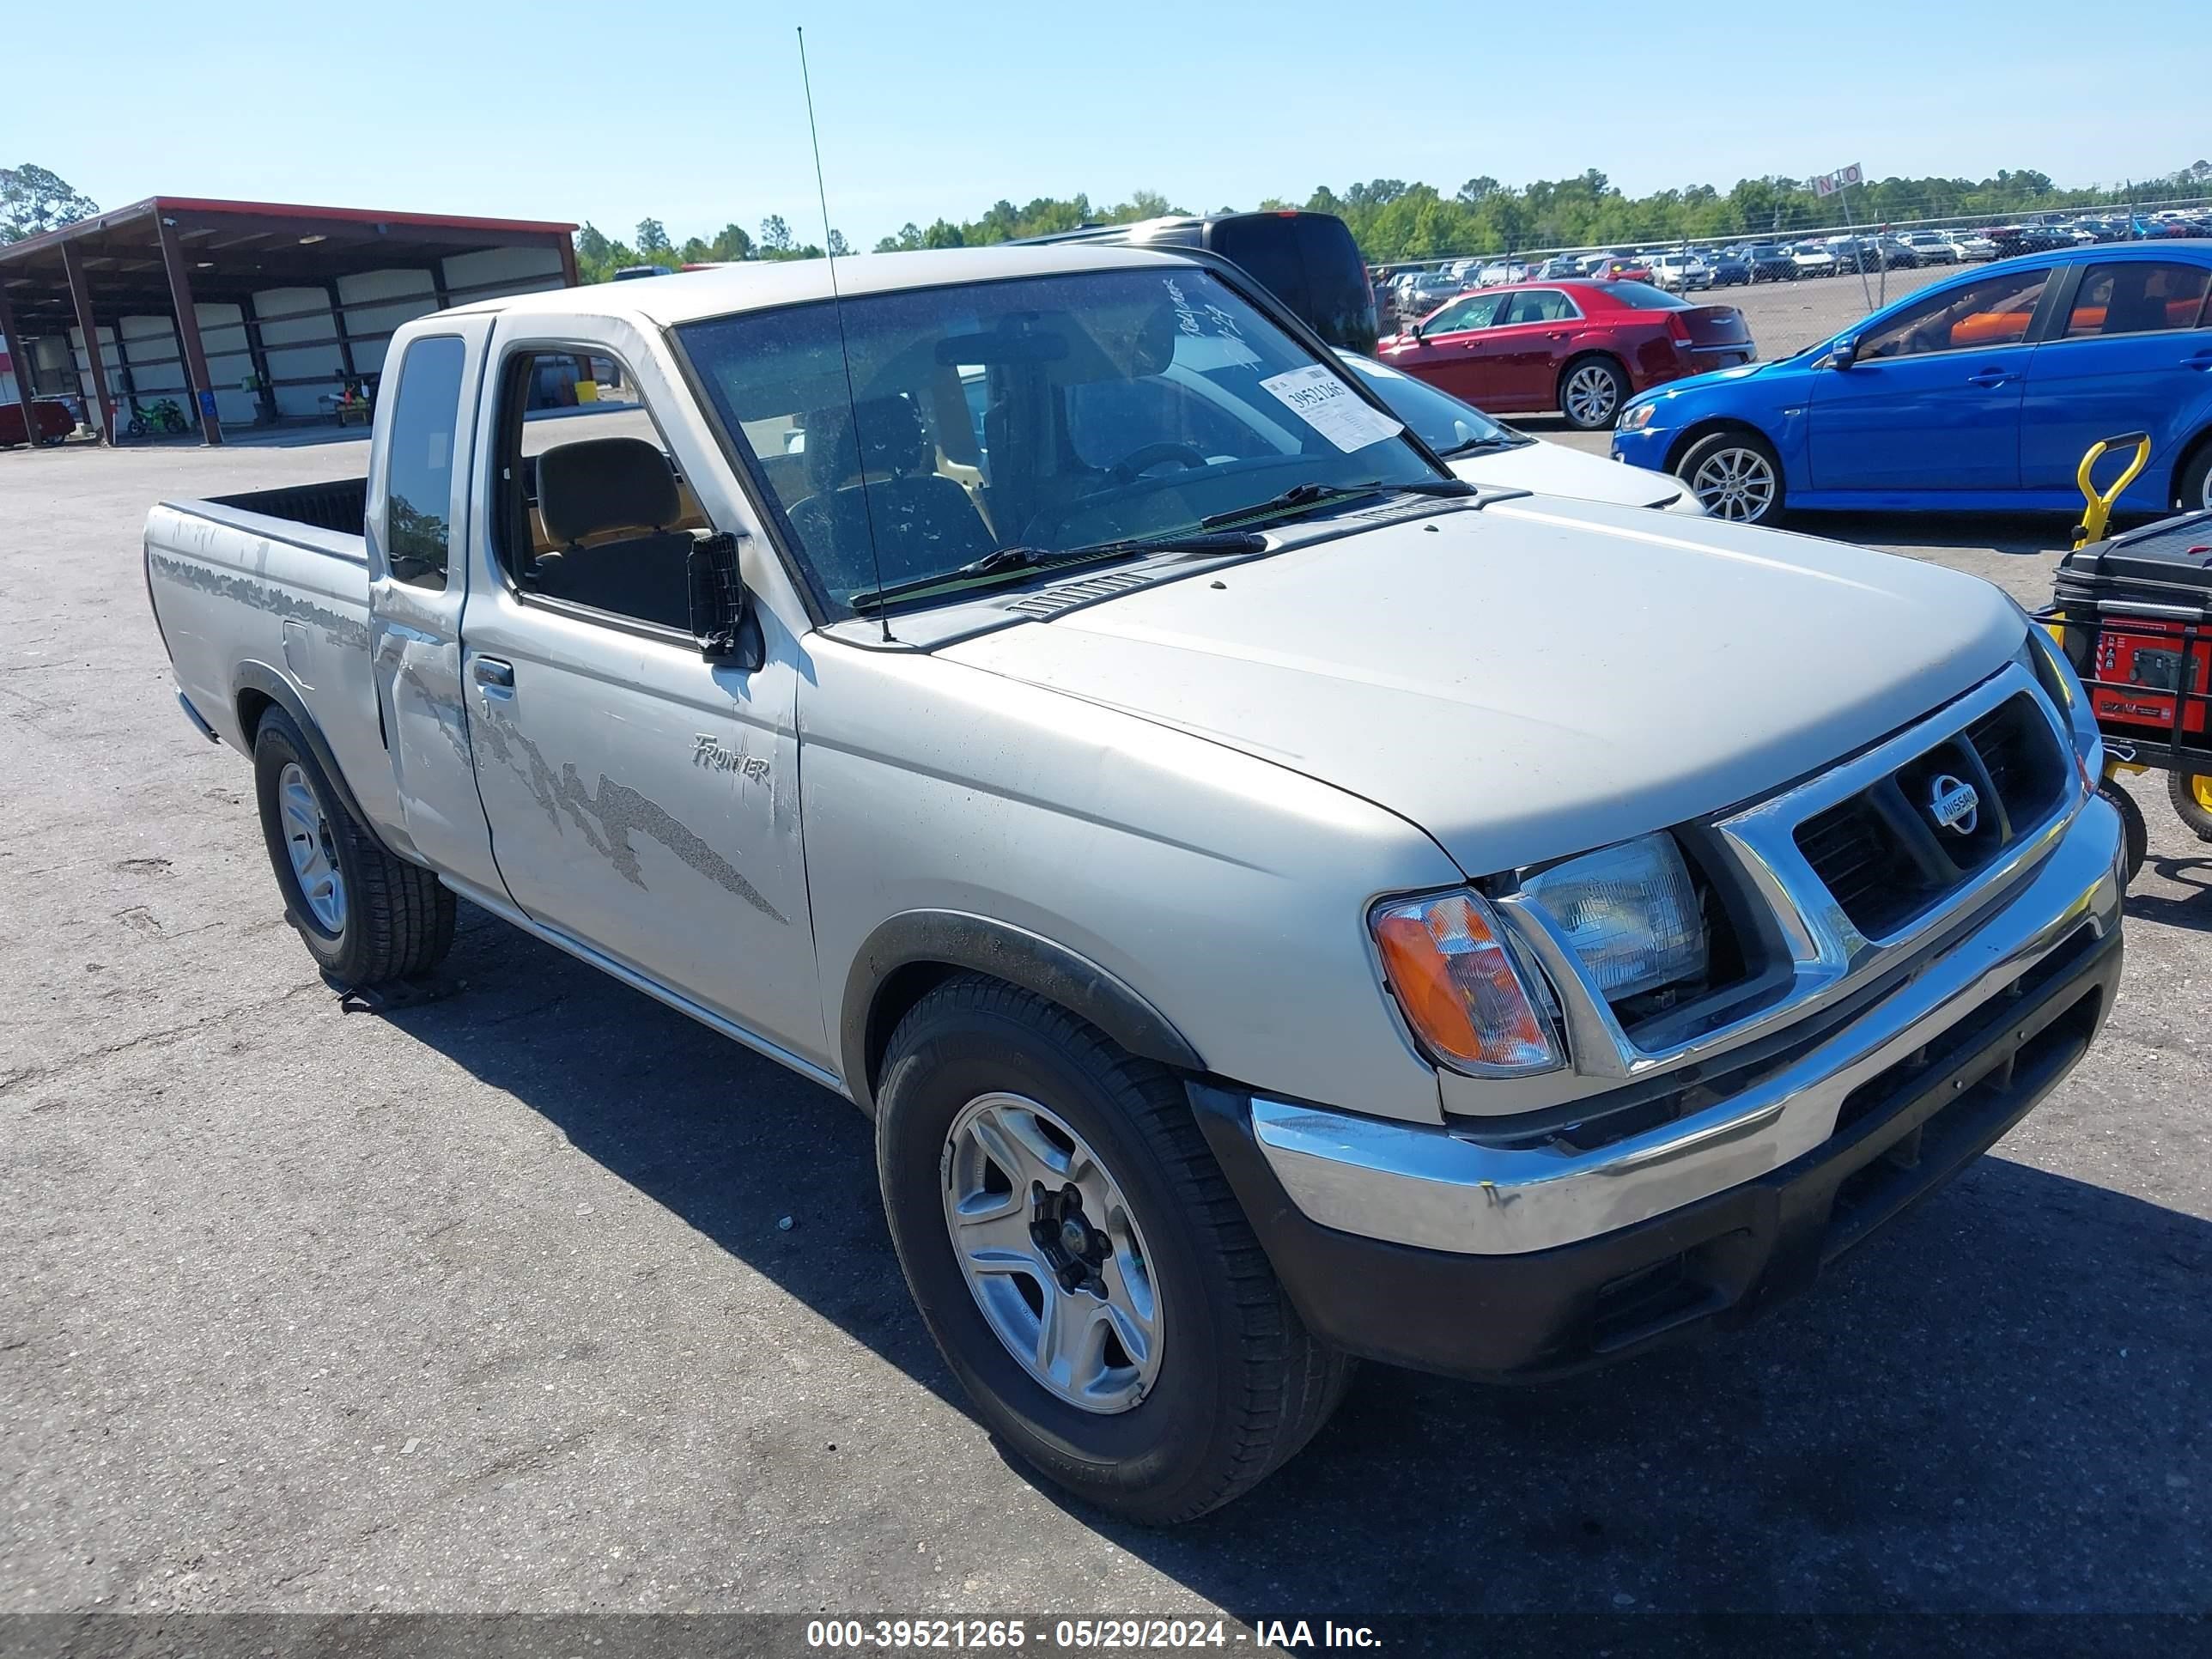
top-left (382, 335), bottom-right (468, 589)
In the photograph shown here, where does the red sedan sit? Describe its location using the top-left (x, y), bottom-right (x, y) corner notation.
top-left (1376, 278), bottom-right (1756, 431)
top-left (0, 397), bottom-right (72, 448)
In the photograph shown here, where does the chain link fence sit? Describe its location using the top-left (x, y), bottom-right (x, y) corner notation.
top-left (1371, 194), bottom-right (2212, 358)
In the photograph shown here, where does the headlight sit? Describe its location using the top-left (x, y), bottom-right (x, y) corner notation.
top-left (2015, 618), bottom-right (2102, 785)
top-left (1521, 834), bottom-right (1707, 1004)
top-left (1370, 891), bottom-right (1562, 1074)
top-left (1618, 403), bottom-right (1657, 434)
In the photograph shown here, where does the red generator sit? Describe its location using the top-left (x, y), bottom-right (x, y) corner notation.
top-left (2046, 508), bottom-right (2212, 872)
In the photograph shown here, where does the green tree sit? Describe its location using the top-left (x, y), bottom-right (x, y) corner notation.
top-left (826, 228), bottom-right (852, 258)
top-left (564, 160), bottom-right (2208, 283)
top-left (0, 164), bottom-right (98, 242)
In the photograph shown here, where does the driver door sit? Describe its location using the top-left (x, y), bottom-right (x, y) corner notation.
top-left (456, 321), bottom-right (829, 1071)
top-left (1809, 268), bottom-right (2050, 495)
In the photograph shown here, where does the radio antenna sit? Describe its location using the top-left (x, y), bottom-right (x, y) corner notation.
top-left (797, 27), bottom-right (891, 642)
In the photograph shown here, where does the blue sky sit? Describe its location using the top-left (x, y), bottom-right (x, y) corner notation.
top-left (15, 0), bottom-right (2203, 246)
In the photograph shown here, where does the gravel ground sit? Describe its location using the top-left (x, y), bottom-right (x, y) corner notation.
top-left (2, 431), bottom-right (2206, 1637)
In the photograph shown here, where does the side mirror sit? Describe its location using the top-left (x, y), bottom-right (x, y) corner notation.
top-left (688, 531), bottom-right (759, 668)
top-left (1828, 337), bottom-right (1858, 370)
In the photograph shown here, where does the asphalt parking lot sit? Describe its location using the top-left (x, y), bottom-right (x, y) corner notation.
top-left (1701, 262), bottom-right (1954, 357)
top-left (3, 429), bottom-right (2207, 1636)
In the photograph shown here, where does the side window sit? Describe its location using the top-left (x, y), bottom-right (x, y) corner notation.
top-left (496, 348), bottom-right (708, 633)
top-left (383, 336), bottom-right (467, 589)
top-left (1856, 270), bottom-right (2050, 360)
top-left (1426, 293), bottom-right (1505, 334)
top-left (2065, 262), bottom-right (2212, 338)
top-left (1503, 289), bottom-right (1576, 325)
top-left (515, 351), bottom-right (648, 453)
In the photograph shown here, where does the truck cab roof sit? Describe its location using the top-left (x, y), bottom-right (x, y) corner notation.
top-left (443, 244), bottom-right (1192, 330)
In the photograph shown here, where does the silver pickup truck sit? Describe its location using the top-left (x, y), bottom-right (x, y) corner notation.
top-left (146, 244), bottom-right (2125, 1523)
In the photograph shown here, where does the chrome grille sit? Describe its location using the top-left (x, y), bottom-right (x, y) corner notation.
top-left (1795, 692), bottom-right (2069, 940)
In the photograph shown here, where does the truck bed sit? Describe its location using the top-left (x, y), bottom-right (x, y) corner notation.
top-left (143, 477), bottom-right (413, 857)
top-left (205, 477), bottom-right (369, 538)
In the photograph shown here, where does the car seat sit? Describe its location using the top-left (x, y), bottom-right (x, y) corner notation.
top-left (787, 395), bottom-right (995, 596)
top-left (532, 435), bottom-right (695, 630)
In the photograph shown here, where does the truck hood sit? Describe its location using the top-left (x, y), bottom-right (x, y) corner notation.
top-left (940, 496), bottom-right (2026, 876)
top-left (1449, 438), bottom-right (1697, 511)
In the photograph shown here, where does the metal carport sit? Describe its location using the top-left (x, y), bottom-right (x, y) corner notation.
top-left (0, 197), bottom-right (578, 446)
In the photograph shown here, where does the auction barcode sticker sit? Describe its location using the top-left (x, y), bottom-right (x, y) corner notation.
top-left (1258, 364), bottom-right (1404, 453)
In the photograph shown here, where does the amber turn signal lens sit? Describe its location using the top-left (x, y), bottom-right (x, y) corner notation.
top-left (1372, 892), bottom-right (1560, 1073)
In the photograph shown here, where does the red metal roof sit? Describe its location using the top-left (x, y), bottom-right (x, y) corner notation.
top-left (149, 196), bottom-right (577, 235)
top-left (0, 195), bottom-right (575, 264)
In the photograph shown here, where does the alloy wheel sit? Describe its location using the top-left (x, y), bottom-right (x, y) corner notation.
top-left (940, 1092), bottom-right (1163, 1413)
top-left (1689, 446), bottom-right (1778, 522)
top-left (1564, 364), bottom-right (1620, 428)
top-left (277, 761), bottom-right (347, 933)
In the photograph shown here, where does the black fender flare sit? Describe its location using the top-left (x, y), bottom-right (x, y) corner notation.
top-left (231, 660), bottom-right (380, 836)
top-left (841, 910), bottom-right (1204, 1111)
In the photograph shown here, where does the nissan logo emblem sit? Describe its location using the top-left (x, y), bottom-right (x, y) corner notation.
top-left (1927, 774), bottom-right (1980, 836)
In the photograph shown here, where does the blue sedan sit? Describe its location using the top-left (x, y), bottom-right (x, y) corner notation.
top-left (1609, 242), bottom-right (2212, 523)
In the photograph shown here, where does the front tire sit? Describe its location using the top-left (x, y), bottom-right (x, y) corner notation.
top-left (2102, 779), bottom-right (2148, 882)
top-left (252, 706), bottom-right (455, 986)
top-left (874, 975), bottom-right (1350, 1524)
top-left (1559, 356), bottom-right (1629, 431)
top-left (1676, 429), bottom-right (1786, 524)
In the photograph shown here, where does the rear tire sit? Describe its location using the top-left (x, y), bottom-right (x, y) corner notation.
top-left (1559, 356), bottom-right (1629, 431)
top-left (874, 975), bottom-right (1351, 1524)
top-left (2102, 780), bottom-right (2148, 881)
top-left (1675, 429), bottom-right (1786, 525)
top-left (252, 705), bottom-right (455, 986)
top-left (2165, 767), bottom-right (2212, 844)
top-left (2179, 441), bottom-right (2212, 514)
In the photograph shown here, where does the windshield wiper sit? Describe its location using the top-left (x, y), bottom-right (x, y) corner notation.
top-left (847, 530), bottom-right (1266, 613)
top-left (1437, 434), bottom-right (1529, 459)
top-left (1199, 476), bottom-right (1474, 530)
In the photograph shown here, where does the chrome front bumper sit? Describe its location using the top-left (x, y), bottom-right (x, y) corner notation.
top-left (1251, 789), bottom-right (2125, 1256)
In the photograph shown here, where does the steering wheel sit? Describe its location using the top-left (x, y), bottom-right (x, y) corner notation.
top-left (1107, 441), bottom-right (1209, 487)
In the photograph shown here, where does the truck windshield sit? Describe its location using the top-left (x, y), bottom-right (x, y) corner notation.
top-left (674, 267), bottom-right (1440, 616)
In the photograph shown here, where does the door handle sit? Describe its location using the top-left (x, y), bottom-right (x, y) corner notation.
top-left (2185, 351), bottom-right (2212, 371)
top-left (1965, 369), bottom-right (2011, 388)
top-left (472, 658), bottom-right (514, 689)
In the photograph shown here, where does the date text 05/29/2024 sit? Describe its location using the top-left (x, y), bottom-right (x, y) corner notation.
top-left (802, 1618), bottom-right (1382, 1650)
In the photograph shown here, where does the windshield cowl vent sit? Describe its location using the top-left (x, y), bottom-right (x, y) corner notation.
top-left (1006, 570), bottom-right (1160, 619)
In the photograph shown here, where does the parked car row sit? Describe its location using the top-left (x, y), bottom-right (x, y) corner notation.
top-left (1376, 212), bottom-right (2212, 318)
top-left (1610, 241), bottom-right (2212, 522)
